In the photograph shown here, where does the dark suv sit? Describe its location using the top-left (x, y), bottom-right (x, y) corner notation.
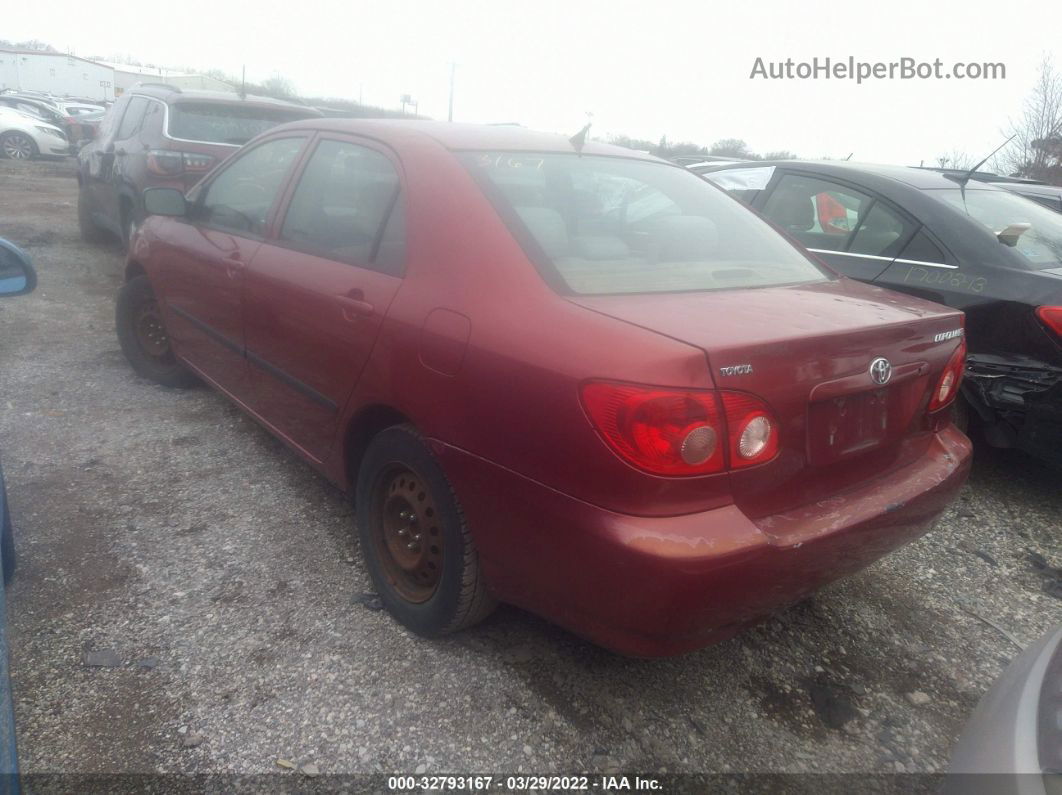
top-left (77, 84), bottom-right (320, 246)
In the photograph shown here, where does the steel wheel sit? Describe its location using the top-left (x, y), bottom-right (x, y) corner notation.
top-left (134, 299), bottom-right (172, 360)
top-left (371, 465), bottom-right (445, 603)
top-left (2, 133), bottom-right (35, 160)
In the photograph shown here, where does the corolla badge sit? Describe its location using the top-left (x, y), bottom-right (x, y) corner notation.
top-left (869, 357), bottom-right (892, 385)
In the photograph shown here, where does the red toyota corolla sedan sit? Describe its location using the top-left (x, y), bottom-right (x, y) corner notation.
top-left (117, 120), bottom-right (971, 656)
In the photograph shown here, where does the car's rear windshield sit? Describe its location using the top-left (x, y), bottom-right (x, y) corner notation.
top-left (168, 103), bottom-right (313, 146)
top-left (927, 188), bottom-right (1062, 270)
top-left (461, 152), bottom-right (829, 295)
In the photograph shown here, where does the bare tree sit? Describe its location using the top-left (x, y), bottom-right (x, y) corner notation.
top-left (709, 138), bottom-right (754, 159)
top-left (934, 150), bottom-right (976, 170)
top-left (0, 39), bottom-right (58, 52)
top-left (997, 55), bottom-right (1062, 181)
top-left (261, 74), bottom-right (296, 99)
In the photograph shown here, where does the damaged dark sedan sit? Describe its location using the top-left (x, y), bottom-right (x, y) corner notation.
top-left (694, 161), bottom-right (1062, 467)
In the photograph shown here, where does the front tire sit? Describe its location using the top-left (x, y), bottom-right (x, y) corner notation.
top-left (356, 425), bottom-right (495, 637)
top-left (116, 275), bottom-right (197, 388)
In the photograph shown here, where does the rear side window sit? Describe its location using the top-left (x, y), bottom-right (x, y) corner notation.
top-left (169, 103), bottom-right (313, 146)
top-left (762, 175), bottom-right (872, 251)
top-left (279, 140), bottom-right (404, 273)
top-left (116, 97), bottom-right (149, 139)
top-left (848, 202), bottom-right (914, 257)
top-left (199, 136), bottom-right (305, 236)
top-left (463, 152), bottom-right (827, 295)
top-left (899, 230), bottom-right (946, 264)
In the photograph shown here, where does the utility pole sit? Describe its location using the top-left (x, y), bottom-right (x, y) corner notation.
top-left (447, 62), bottom-right (457, 122)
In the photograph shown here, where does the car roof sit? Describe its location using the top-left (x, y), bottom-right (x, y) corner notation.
top-left (272, 118), bottom-right (665, 161)
top-left (993, 182), bottom-right (1062, 197)
top-left (127, 85), bottom-right (319, 113)
top-left (698, 159), bottom-right (1009, 191)
top-left (915, 167), bottom-right (1045, 185)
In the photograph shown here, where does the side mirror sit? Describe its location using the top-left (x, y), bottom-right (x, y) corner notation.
top-left (143, 187), bottom-right (187, 217)
top-left (0, 239), bottom-right (37, 298)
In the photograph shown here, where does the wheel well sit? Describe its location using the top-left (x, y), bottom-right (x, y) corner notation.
top-left (125, 261), bottom-right (146, 282)
top-left (344, 405), bottom-right (409, 492)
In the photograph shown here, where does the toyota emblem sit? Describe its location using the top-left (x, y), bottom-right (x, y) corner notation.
top-left (869, 357), bottom-right (892, 385)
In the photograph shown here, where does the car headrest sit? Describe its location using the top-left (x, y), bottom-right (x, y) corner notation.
top-left (771, 189), bottom-right (814, 232)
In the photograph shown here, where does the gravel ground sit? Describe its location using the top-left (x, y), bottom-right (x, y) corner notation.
top-left (1, 158), bottom-right (1060, 785)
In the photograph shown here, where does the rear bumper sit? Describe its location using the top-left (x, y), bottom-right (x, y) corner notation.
top-left (966, 355), bottom-right (1062, 466)
top-left (435, 425), bottom-right (972, 656)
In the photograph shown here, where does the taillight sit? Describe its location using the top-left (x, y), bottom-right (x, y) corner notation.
top-left (182, 152), bottom-right (215, 172)
top-left (580, 382), bottom-right (779, 476)
top-left (1037, 306), bottom-right (1062, 339)
top-left (928, 340), bottom-right (966, 412)
top-left (721, 392), bottom-right (780, 468)
top-left (146, 150), bottom-right (215, 176)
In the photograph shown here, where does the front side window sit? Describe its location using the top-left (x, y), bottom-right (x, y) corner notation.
top-left (280, 139), bottom-right (404, 272)
top-left (762, 175), bottom-right (872, 251)
top-left (464, 153), bottom-right (827, 295)
top-left (199, 137), bottom-right (305, 236)
top-left (928, 188), bottom-right (1062, 270)
top-left (168, 102), bottom-right (314, 146)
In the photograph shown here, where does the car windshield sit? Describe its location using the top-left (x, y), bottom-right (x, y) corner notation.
top-left (168, 102), bottom-right (312, 145)
top-left (463, 152), bottom-right (828, 295)
top-left (927, 188), bottom-right (1062, 270)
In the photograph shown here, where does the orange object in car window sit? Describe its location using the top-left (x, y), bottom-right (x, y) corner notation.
top-left (816, 192), bottom-right (850, 234)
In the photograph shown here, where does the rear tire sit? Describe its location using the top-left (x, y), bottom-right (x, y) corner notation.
top-left (0, 131), bottom-right (38, 160)
top-left (116, 275), bottom-right (197, 388)
top-left (78, 188), bottom-right (111, 244)
top-left (356, 424), bottom-right (495, 637)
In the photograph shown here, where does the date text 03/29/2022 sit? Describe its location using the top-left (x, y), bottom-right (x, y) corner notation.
top-left (387, 775), bottom-right (663, 791)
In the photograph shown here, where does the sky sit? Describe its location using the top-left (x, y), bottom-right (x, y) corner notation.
top-left (6, 0), bottom-right (1061, 165)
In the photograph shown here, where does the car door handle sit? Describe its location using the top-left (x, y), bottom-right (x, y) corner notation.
top-left (336, 294), bottom-right (374, 319)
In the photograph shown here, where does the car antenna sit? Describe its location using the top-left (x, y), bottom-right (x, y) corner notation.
top-left (569, 113), bottom-right (592, 155)
top-left (957, 134), bottom-right (1016, 198)
top-left (845, 152), bottom-right (854, 160)
top-left (239, 66), bottom-right (247, 100)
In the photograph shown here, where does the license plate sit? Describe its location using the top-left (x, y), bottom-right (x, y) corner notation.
top-left (808, 388), bottom-right (896, 465)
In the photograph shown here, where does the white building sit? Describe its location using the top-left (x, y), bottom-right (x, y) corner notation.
top-left (94, 61), bottom-right (234, 95)
top-left (0, 49), bottom-right (115, 101)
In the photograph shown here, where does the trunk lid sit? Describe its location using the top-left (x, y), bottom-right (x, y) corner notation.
top-left (570, 278), bottom-right (965, 523)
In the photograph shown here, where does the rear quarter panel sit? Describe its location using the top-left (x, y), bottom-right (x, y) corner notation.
top-left (335, 137), bottom-right (735, 516)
